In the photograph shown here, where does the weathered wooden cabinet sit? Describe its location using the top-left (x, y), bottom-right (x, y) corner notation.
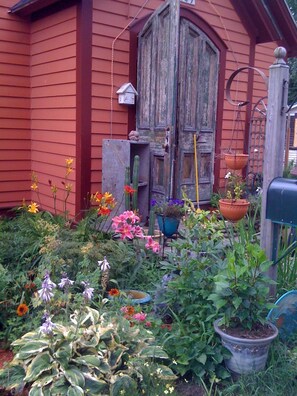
top-left (102, 139), bottom-right (150, 222)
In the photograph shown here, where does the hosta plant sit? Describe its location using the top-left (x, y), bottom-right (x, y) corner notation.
top-left (0, 306), bottom-right (176, 396)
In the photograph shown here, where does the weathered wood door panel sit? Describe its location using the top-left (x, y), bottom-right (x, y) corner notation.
top-left (177, 19), bottom-right (219, 201)
top-left (137, 2), bottom-right (219, 203)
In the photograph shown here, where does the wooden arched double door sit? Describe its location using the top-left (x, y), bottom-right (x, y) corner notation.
top-left (136, 1), bottom-right (219, 204)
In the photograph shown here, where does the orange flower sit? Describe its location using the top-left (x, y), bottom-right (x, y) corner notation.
top-left (126, 305), bottom-right (135, 316)
top-left (16, 303), bottom-right (29, 317)
top-left (28, 202), bottom-right (39, 213)
top-left (98, 206), bottom-right (111, 216)
top-left (124, 185), bottom-right (136, 195)
top-left (108, 288), bottom-right (120, 297)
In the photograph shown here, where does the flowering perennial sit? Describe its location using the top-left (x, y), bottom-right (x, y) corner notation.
top-left (16, 303), bottom-right (29, 317)
top-left (81, 281), bottom-right (94, 301)
top-left (112, 210), bottom-right (160, 253)
top-left (91, 191), bottom-right (116, 216)
top-left (40, 312), bottom-right (56, 335)
top-left (38, 271), bottom-right (56, 302)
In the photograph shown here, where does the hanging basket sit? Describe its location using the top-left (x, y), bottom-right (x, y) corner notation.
top-left (219, 199), bottom-right (250, 222)
top-left (225, 153), bottom-right (249, 170)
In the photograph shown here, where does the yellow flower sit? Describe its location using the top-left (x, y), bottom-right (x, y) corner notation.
top-left (65, 158), bottom-right (74, 167)
top-left (31, 182), bottom-right (38, 191)
top-left (65, 183), bottom-right (72, 192)
top-left (28, 202), bottom-right (39, 213)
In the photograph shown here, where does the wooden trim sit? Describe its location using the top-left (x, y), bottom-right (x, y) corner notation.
top-left (76, 0), bottom-right (92, 216)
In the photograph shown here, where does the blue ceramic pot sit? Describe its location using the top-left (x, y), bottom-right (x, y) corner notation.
top-left (157, 215), bottom-right (180, 237)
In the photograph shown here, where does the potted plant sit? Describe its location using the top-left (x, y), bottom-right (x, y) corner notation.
top-left (209, 242), bottom-right (278, 375)
top-left (151, 198), bottom-right (185, 237)
top-left (225, 153), bottom-right (249, 170)
top-left (219, 172), bottom-right (249, 221)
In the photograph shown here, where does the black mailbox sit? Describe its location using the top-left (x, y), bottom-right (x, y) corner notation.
top-left (266, 177), bottom-right (297, 226)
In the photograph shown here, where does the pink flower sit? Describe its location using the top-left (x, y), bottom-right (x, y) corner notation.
top-left (134, 225), bottom-right (145, 238)
top-left (145, 236), bottom-right (160, 253)
top-left (133, 312), bottom-right (147, 322)
top-left (145, 321), bottom-right (152, 327)
top-left (118, 223), bottom-right (134, 240)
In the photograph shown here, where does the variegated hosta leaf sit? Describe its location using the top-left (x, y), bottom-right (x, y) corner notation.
top-left (72, 354), bottom-right (102, 369)
top-left (29, 385), bottom-right (44, 396)
top-left (67, 384), bottom-right (84, 396)
top-left (24, 352), bottom-right (53, 383)
top-left (83, 373), bottom-right (109, 395)
top-left (12, 331), bottom-right (40, 346)
top-left (33, 372), bottom-right (57, 388)
top-left (63, 366), bottom-right (85, 388)
top-left (48, 376), bottom-right (68, 395)
top-left (110, 374), bottom-right (138, 396)
top-left (78, 333), bottom-right (100, 348)
top-left (53, 341), bottom-right (73, 366)
top-left (108, 348), bottom-right (124, 370)
top-left (15, 341), bottom-right (49, 360)
top-left (0, 365), bottom-right (25, 390)
top-left (139, 346), bottom-right (169, 359)
top-left (154, 364), bottom-right (177, 380)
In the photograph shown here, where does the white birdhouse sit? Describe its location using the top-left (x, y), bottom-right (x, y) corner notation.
top-left (116, 83), bottom-right (138, 105)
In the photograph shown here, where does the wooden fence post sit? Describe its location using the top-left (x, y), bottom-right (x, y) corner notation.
top-left (260, 47), bottom-right (289, 293)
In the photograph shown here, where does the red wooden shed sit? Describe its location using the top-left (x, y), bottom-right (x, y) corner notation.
top-left (0, 0), bottom-right (297, 218)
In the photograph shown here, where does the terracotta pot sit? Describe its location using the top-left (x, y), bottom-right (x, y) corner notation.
top-left (219, 199), bottom-right (250, 222)
top-left (225, 153), bottom-right (249, 170)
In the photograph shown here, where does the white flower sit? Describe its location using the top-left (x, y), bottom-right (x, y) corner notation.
top-left (254, 148), bottom-right (259, 153)
top-left (98, 256), bottom-right (110, 271)
top-left (225, 172), bottom-right (232, 179)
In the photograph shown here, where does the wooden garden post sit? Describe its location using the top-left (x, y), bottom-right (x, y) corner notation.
top-left (260, 47), bottom-right (289, 293)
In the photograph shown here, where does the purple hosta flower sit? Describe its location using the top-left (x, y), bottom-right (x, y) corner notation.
top-left (98, 257), bottom-right (110, 272)
top-left (58, 273), bottom-right (74, 291)
top-left (38, 270), bottom-right (56, 302)
top-left (81, 281), bottom-right (94, 302)
top-left (40, 312), bottom-right (56, 335)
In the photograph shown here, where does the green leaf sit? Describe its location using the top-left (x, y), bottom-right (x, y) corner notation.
top-left (139, 346), bottom-right (169, 359)
top-left (110, 375), bottom-right (138, 396)
top-left (154, 364), bottom-right (177, 380)
top-left (0, 365), bottom-right (25, 391)
top-left (197, 353), bottom-right (207, 365)
top-left (233, 297), bottom-right (242, 310)
top-left (67, 385), bottom-right (84, 396)
top-left (29, 386), bottom-right (44, 396)
top-left (63, 367), bottom-right (85, 388)
top-left (84, 374), bottom-right (109, 395)
top-left (16, 341), bottom-right (49, 360)
top-left (73, 355), bottom-right (102, 368)
top-left (24, 352), bottom-right (53, 382)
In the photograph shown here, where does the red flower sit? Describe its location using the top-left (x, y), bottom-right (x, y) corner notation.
top-left (16, 303), bottom-right (29, 317)
top-left (98, 206), bottom-right (111, 216)
top-left (161, 323), bottom-right (172, 331)
top-left (108, 288), bottom-right (120, 297)
top-left (124, 185), bottom-right (136, 195)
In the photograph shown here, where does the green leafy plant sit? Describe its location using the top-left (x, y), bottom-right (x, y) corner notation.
top-left (224, 171), bottom-right (246, 201)
top-left (151, 198), bottom-right (186, 219)
top-left (154, 209), bottom-right (230, 382)
top-left (209, 242), bottom-right (275, 330)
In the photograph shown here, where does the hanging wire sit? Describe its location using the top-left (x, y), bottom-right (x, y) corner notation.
top-left (110, 0), bottom-right (151, 137)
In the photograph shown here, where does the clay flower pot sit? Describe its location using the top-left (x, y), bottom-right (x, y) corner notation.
top-left (225, 153), bottom-right (249, 170)
top-left (219, 199), bottom-right (250, 222)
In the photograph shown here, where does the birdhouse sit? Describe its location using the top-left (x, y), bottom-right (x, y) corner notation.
top-left (116, 83), bottom-right (138, 105)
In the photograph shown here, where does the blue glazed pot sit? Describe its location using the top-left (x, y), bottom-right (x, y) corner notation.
top-left (157, 215), bottom-right (180, 237)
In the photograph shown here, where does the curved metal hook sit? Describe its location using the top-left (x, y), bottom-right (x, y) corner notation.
top-left (226, 67), bottom-right (268, 107)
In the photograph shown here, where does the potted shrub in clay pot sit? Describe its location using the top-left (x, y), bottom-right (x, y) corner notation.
top-left (209, 242), bottom-right (278, 375)
top-left (219, 172), bottom-right (249, 222)
top-left (151, 198), bottom-right (185, 237)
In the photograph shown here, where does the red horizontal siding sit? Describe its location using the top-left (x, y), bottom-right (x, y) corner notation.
top-left (0, 2), bottom-right (30, 209)
top-left (30, 4), bottom-right (77, 216)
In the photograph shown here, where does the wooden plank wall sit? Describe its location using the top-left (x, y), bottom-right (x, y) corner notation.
top-left (91, 0), bottom-right (264, 195)
top-left (0, 1), bottom-right (30, 209)
top-left (30, 5), bottom-right (77, 216)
